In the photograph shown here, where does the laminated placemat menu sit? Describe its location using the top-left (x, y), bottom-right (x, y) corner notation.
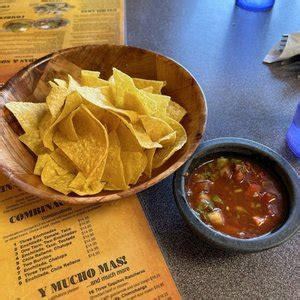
top-left (0, 173), bottom-right (180, 299)
top-left (0, 0), bottom-right (180, 299)
top-left (0, 0), bottom-right (125, 84)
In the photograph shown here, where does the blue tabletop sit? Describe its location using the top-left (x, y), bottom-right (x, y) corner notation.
top-left (127, 0), bottom-right (300, 298)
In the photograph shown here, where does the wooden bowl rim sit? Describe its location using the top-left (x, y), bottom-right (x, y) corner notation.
top-left (0, 44), bottom-right (207, 204)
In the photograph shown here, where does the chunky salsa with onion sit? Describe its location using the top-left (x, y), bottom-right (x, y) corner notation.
top-left (186, 156), bottom-right (286, 239)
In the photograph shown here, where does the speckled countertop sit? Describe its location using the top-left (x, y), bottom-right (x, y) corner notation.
top-left (127, 0), bottom-right (300, 298)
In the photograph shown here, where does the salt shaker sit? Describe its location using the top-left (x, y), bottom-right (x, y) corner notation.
top-left (286, 103), bottom-right (300, 157)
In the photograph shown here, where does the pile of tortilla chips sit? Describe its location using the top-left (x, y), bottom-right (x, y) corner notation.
top-left (6, 68), bottom-right (187, 195)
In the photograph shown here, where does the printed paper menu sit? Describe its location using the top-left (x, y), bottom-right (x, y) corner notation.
top-left (0, 173), bottom-right (180, 299)
top-left (0, 0), bottom-right (124, 84)
top-left (0, 0), bottom-right (180, 298)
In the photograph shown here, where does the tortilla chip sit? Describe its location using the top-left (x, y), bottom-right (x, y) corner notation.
top-left (82, 70), bottom-right (100, 77)
top-left (76, 85), bottom-right (139, 124)
top-left (100, 86), bottom-right (115, 105)
top-left (83, 105), bottom-right (120, 133)
top-left (113, 68), bottom-right (170, 116)
top-left (119, 115), bottom-right (162, 149)
top-left (108, 74), bottom-right (116, 99)
top-left (81, 70), bottom-right (109, 87)
top-left (140, 91), bottom-right (170, 117)
top-left (87, 149), bottom-right (107, 183)
top-left (139, 115), bottom-right (173, 142)
top-left (133, 78), bottom-right (166, 94)
top-left (102, 130), bottom-right (128, 190)
top-left (144, 148), bottom-right (155, 178)
top-left (50, 148), bottom-right (77, 173)
top-left (42, 92), bottom-right (83, 150)
top-left (41, 158), bottom-right (76, 195)
top-left (117, 123), bottom-right (147, 185)
top-left (53, 78), bottom-right (67, 88)
top-left (83, 101), bottom-right (106, 120)
top-left (57, 109), bottom-right (79, 141)
top-left (68, 74), bottom-right (81, 92)
top-left (5, 102), bottom-right (50, 155)
top-left (19, 130), bottom-right (48, 155)
top-left (123, 91), bottom-right (148, 115)
top-left (69, 172), bottom-right (106, 196)
top-left (34, 153), bottom-right (51, 175)
top-left (69, 151), bottom-right (107, 195)
top-left (46, 84), bottom-right (68, 120)
top-left (112, 68), bottom-right (135, 107)
top-left (141, 86), bottom-right (154, 93)
top-left (62, 92), bottom-right (83, 115)
top-left (167, 100), bottom-right (187, 122)
top-left (152, 117), bottom-right (187, 169)
top-left (5, 102), bottom-right (48, 133)
top-left (53, 105), bottom-right (108, 177)
top-left (158, 131), bottom-right (177, 146)
top-left (100, 111), bottom-right (121, 133)
top-left (39, 112), bottom-right (52, 137)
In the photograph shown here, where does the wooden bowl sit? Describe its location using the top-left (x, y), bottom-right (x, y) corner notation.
top-left (0, 44), bottom-right (207, 204)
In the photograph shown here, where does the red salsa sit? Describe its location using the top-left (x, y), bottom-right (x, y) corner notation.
top-left (186, 156), bottom-right (286, 239)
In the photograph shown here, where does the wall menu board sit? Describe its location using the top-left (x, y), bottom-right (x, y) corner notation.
top-left (0, 0), bottom-right (125, 84)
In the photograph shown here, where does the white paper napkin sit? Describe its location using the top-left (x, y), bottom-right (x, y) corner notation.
top-left (263, 32), bottom-right (300, 63)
